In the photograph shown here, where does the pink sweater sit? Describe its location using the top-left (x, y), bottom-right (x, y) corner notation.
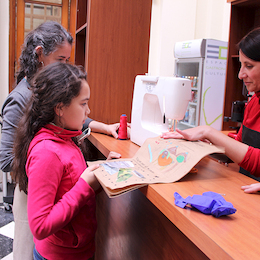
top-left (26, 124), bottom-right (96, 260)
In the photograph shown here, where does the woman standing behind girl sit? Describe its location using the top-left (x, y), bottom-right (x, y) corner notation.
top-left (0, 21), bottom-right (73, 260)
top-left (12, 62), bottom-right (116, 260)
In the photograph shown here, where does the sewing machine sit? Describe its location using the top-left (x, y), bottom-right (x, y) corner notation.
top-left (131, 75), bottom-right (191, 146)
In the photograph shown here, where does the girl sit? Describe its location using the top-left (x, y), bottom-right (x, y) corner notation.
top-left (161, 27), bottom-right (260, 194)
top-left (12, 62), bottom-right (117, 260)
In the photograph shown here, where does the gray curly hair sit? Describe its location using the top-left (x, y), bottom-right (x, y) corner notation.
top-left (17, 21), bottom-right (73, 84)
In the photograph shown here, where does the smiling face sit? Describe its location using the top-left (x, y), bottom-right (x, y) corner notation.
top-left (55, 80), bottom-right (90, 131)
top-left (238, 50), bottom-right (260, 93)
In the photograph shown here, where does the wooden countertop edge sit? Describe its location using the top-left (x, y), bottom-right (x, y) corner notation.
top-left (87, 133), bottom-right (111, 157)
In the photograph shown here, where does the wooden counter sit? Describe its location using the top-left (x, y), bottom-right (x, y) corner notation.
top-left (88, 133), bottom-right (260, 260)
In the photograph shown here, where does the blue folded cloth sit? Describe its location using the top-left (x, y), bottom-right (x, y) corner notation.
top-left (174, 191), bottom-right (236, 217)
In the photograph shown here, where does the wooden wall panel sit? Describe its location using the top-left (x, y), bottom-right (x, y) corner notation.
top-left (86, 0), bottom-right (152, 124)
top-left (69, 0), bottom-right (77, 63)
top-left (16, 0), bottom-right (25, 79)
top-left (95, 188), bottom-right (209, 260)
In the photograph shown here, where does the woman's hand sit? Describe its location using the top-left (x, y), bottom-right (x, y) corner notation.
top-left (241, 183), bottom-right (260, 193)
top-left (126, 123), bottom-right (131, 139)
top-left (161, 126), bottom-right (211, 143)
top-left (80, 164), bottom-right (100, 191)
top-left (105, 123), bottom-right (120, 139)
top-left (161, 129), bottom-right (185, 139)
top-left (88, 121), bottom-right (131, 139)
top-left (105, 123), bottom-right (131, 139)
top-left (107, 151), bottom-right (121, 160)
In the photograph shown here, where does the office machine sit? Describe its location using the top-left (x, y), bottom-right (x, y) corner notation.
top-left (131, 75), bottom-right (191, 146)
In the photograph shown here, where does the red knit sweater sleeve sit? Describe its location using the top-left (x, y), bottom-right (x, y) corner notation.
top-left (239, 146), bottom-right (260, 177)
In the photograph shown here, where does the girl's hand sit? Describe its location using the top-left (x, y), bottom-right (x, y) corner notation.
top-left (107, 151), bottom-right (121, 160)
top-left (241, 183), bottom-right (260, 193)
top-left (80, 164), bottom-right (100, 191)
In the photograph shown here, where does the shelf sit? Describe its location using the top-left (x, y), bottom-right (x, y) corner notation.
top-left (223, 0), bottom-right (260, 130)
top-left (179, 121), bottom-right (196, 128)
top-left (76, 0), bottom-right (88, 31)
top-left (76, 23), bottom-right (87, 35)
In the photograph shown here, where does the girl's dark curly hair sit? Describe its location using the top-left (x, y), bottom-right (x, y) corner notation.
top-left (13, 62), bottom-right (87, 192)
top-left (17, 21), bottom-right (73, 84)
top-left (238, 27), bottom-right (260, 61)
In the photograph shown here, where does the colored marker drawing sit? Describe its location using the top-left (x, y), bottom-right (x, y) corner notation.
top-left (102, 139), bottom-right (189, 183)
top-left (155, 143), bottom-right (188, 171)
top-left (101, 161), bottom-right (134, 175)
top-left (176, 153), bottom-right (187, 163)
top-left (117, 168), bottom-right (133, 182)
top-left (88, 136), bottom-right (225, 197)
top-left (158, 150), bottom-right (173, 166)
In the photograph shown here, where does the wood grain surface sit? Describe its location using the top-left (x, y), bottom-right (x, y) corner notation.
top-left (88, 133), bottom-right (260, 260)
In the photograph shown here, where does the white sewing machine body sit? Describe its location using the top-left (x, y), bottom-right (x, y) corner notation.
top-left (131, 75), bottom-right (191, 146)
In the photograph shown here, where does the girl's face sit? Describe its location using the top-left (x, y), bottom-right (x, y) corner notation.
top-left (56, 80), bottom-right (90, 131)
top-left (238, 50), bottom-right (260, 93)
top-left (37, 41), bottom-right (72, 65)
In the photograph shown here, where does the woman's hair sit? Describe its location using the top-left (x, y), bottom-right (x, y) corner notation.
top-left (238, 27), bottom-right (260, 61)
top-left (13, 62), bottom-right (87, 192)
top-left (17, 21), bottom-right (73, 84)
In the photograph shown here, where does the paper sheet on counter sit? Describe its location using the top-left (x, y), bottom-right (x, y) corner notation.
top-left (88, 136), bottom-right (224, 198)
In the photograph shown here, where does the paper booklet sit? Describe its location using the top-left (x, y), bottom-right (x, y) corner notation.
top-left (88, 136), bottom-right (224, 198)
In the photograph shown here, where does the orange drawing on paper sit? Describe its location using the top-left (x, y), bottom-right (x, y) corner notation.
top-left (153, 143), bottom-right (188, 173)
top-left (158, 150), bottom-right (173, 166)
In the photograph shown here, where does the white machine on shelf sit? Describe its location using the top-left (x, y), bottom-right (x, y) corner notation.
top-left (131, 75), bottom-right (191, 146)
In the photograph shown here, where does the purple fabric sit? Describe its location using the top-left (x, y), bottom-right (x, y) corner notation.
top-left (174, 191), bottom-right (236, 217)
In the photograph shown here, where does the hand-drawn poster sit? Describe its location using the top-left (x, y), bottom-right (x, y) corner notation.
top-left (88, 136), bottom-right (224, 197)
